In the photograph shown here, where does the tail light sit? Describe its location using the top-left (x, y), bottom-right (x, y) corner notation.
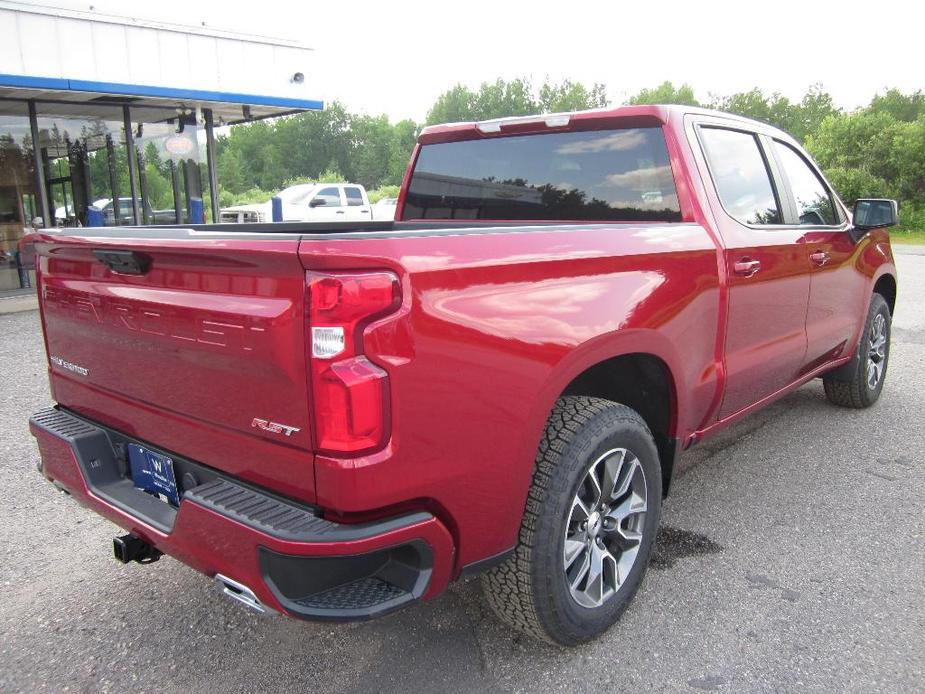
top-left (307, 271), bottom-right (400, 454)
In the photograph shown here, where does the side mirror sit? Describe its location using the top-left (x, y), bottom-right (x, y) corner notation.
top-left (853, 199), bottom-right (898, 230)
top-left (309, 198), bottom-right (326, 208)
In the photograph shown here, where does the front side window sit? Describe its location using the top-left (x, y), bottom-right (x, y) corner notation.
top-left (345, 187), bottom-right (364, 206)
top-left (403, 127), bottom-right (681, 222)
top-left (773, 141), bottom-right (838, 225)
top-left (699, 127), bottom-right (781, 225)
top-left (314, 187), bottom-right (342, 207)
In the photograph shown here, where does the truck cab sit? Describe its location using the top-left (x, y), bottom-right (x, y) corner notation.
top-left (220, 183), bottom-right (371, 223)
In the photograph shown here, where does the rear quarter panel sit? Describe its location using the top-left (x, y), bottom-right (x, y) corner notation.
top-left (300, 223), bottom-right (721, 568)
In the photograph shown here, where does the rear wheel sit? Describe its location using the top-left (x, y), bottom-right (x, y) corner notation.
top-left (481, 396), bottom-right (661, 646)
top-left (823, 293), bottom-right (891, 408)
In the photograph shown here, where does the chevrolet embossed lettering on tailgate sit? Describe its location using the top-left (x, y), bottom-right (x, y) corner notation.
top-left (35, 232), bottom-right (316, 501)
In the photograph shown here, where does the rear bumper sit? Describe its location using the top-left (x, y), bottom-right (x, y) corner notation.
top-left (29, 407), bottom-right (454, 620)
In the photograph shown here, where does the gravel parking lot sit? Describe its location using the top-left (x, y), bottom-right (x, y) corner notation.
top-left (1, 251), bottom-right (923, 693)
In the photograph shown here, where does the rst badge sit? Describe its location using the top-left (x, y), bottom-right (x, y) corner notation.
top-left (251, 418), bottom-right (300, 437)
top-left (49, 355), bottom-right (89, 376)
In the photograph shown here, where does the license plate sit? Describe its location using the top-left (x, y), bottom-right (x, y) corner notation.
top-left (128, 444), bottom-right (180, 506)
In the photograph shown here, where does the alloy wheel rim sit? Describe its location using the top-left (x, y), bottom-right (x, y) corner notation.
top-left (563, 447), bottom-right (648, 609)
top-left (867, 313), bottom-right (887, 390)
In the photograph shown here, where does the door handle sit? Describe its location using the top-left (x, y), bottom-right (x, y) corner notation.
top-left (810, 251), bottom-right (830, 266)
top-left (733, 259), bottom-right (761, 277)
top-left (93, 249), bottom-right (151, 275)
top-left (335, 210), bottom-right (345, 214)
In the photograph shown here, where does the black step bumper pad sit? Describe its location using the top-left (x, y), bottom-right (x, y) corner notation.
top-left (29, 406), bottom-right (444, 620)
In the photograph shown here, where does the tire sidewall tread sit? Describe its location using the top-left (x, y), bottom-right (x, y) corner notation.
top-left (823, 293), bottom-right (891, 409)
top-left (482, 396), bottom-right (662, 646)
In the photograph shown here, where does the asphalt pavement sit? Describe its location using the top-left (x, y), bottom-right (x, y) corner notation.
top-left (1, 251), bottom-right (923, 693)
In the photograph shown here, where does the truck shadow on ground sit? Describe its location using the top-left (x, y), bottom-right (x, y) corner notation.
top-left (7, 378), bottom-right (855, 694)
top-left (161, 385), bottom-right (834, 694)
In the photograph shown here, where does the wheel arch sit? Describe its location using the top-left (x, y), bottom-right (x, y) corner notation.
top-left (873, 272), bottom-right (897, 316)
top-left (560, 353), bottom-right (679, 496)
top-left (527, 331), bottom-right (685, 498)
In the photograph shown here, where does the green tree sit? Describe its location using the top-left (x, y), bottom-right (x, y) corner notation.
top-left (868, 88), bottom-right (925, 122)
top-left (628, 81), bottom-right (700, 106)
top-left (142, 161), bottom-right (172, 209)
top-left (387, 119), bottom-right (418, 185)
top-left (473, 78), bottom-right (537, 120)
top-left (823, 167), bottom-right (889, 205)
top-left (890, 116), bottom-right (925, 204)
top-left (426, 77), bottom-right (609, 126)
top-left (316, 168), bottom-right (345, 183)
top-left (538, 79), bottom-right (608, 112)
top-left (805, 111), bottom-right (901, 185)
top-left (348, 114), bottom-right (398, 188)
top-left (216, 147), bottom-right (247, 193)
top-left (793, 85), bottom-right (839, 142)
top-left (707, 85), bottom-right (838, 142)
top-left (425, 84), bottom-right (478, 125)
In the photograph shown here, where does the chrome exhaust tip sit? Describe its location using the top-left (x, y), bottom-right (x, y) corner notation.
top-left (214, 573), bottom-right (272, 615)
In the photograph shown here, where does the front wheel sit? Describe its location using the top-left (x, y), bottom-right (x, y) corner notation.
top-left (823, 293), bottom-right (891, 408)
top-left (481, 396), bottom-right (662, 646)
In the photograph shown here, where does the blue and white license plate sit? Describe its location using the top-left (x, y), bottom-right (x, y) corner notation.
top-left (128, 444), bottom-right (180, 506)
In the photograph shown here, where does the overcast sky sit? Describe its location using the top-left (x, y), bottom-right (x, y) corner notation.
top-left (56, 0), bottom-right (925, 121)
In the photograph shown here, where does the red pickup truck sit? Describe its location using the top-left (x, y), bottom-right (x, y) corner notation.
top-left (27, 105), bottom-right (898, 645)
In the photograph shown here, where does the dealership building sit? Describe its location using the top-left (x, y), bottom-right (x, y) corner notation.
top-left (0, 1), bottom-right (322, 297)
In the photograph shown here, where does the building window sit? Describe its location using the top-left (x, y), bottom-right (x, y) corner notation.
top-left (131, 115), bottom-right (208, 225)
top-left (0, 101), bottom-right (37, 291)
top-left (31, 103), bottom-right (211, 228)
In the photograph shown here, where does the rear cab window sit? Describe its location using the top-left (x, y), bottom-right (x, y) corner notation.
top-left (402, 127), bottom-right (681, 222)
top-left (345, 187), bottom-right (365, 206)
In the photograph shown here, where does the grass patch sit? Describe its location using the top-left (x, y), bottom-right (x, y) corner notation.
top-left (891, 230), bottom-right (925, 245)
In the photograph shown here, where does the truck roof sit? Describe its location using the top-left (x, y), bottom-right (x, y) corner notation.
top-left (418, 104), bottom-right (794, 145)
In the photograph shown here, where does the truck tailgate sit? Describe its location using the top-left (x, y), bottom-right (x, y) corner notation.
top-left (32, 228), bottom-right (316, 502)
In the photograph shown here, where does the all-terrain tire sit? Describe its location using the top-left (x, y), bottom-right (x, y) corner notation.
top-left (481, 396), bottom-right (662, 646)
top-left (823, 293), bottom-right (891, 408)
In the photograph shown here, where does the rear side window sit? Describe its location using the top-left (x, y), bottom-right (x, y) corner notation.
top-left (403, 127), bottom-right (681, 222)
top-left (773, 141), bottom-right (838, 225)
top-left (345, 187), bottom-right (365, 206)
top-left (699, 127), bottom-right (781, 225)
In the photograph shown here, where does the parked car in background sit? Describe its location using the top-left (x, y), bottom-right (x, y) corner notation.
top-left (93, 198), bottom-right (135, 225)
top-left (372, 197), bottom-right (398, 220)
top-left (220, 183), bottom-right (371, 223)
top-left (25, 105), bottom-right (898, 647)
top-left (54, 203), bottom-right (73, 225)
top-left (54, 198), bottom-right (178, 227)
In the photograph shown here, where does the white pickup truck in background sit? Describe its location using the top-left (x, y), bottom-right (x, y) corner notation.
top-left (220, 183), bottom-right (371, 223)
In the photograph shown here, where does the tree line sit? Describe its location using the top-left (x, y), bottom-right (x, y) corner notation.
top-left (215, 79), bottom-right (925, 229)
